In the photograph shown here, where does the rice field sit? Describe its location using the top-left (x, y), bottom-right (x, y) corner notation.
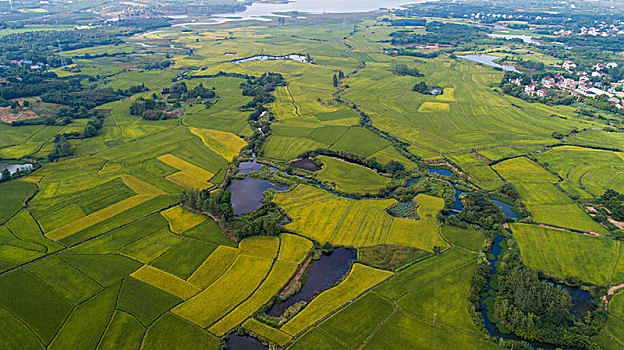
top-left (316, 156), bottom-right (391, 194)
top-left (274, 185), bottom-right (446, 251)
top-left (161, 205), bottom-right (207, 234)
top-left (2, 13), bottom-right (621, 350)
top-left (511, 223), bottom-right (621, 285)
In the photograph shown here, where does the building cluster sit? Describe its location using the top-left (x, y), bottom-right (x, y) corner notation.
top-left (509, 60), bottom-right (624, 108)
top-left (0, 59), bottom-right (47, 70)
top-left (554, 22), bottom-right (624, 37)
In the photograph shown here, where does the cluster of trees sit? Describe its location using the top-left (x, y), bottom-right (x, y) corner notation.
top-left (599, 189), bottom-right (624, 221)
top-left (458, 192), bottom-right (506, 229)
top-left (0, 71), bottom-right (145, 110)
top-left (386, 19), bottom-right (426, 26)
top-left (1, 29), bottom-right (122, 68)
top-left (240, 72), bottom-right (286, 109)
top-left (390, 21), bottom-right (489, 46)
top-left (514, 58), bottom-right (545, 71)
top-left (392, 64), bottom-right (423, 77)
top-left (180, 189), bottom-right (234, 222)
top-left (333, 70), bottom-right (345, 87)
top-left (180, 187), bottom-right (284, 239)
top-left (129, 97), bottom-right (167, 120)
top-left (492, 251), bottom-right (606, 349)
top-left (412, 81), bottom-right (429, 93)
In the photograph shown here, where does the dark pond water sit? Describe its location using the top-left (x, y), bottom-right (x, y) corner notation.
top-left (237, 159), bottom-right (278, 175)
top-left (428, 168), bottom-right (453, 177)
top-left (291, 158), bottom-right (321, 172)
top-left (404, 177), bottom-right (418, 188)
top-left (228, 177), bottom-right (287, 216)
top-left (481, 234), bottom-right (593, 348)
top-left (489, 198), bottom-right (520, 219)
top-left (452, 184), bottom-right (466, 212)
top-left (227, 334), bottom-right (266, 350)
top-left (268, 249), bottom-right (357, 316)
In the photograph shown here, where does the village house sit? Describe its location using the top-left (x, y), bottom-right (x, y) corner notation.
top-left (562, 60), bottom-right (577, 70)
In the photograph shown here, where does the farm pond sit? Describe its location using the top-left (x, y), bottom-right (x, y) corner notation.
top-left (228, 159), bottom-right (287, 216)
top-left (227, 334), bottom-right (266, 350)
top-left (269, 249), bottom-right (357, 316)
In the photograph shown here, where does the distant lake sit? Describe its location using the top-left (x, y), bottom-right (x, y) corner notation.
top-left (174, 0), bottom-right (422, 26)
top-left (487, 34), bottom-right (541, 45)
top-left (459, 54), bottom-right (519, 73)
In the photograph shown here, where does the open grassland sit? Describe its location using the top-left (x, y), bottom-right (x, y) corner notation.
top-left (511, 223), bottom-right (621, 285)
top-left (281, 264), bottom-right (392, 336)
top-left (274, 185), bottom-right (445, 251)
top-left (316, 156), bottom-right (391, 194)
top-left (161, 205), bottom-right (206, 234)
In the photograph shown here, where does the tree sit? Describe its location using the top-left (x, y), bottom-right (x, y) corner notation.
top-left (1, 168), bottom-right (10, 181)
top-left (413, 82), bottom-right (428, 93)
top-left (433, 245), bottom-right (441, 255)
top-left (333, 74), bottom-right (338, 88)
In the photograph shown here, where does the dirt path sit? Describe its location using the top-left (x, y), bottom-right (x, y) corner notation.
top-left (279, 257), bottom-right (311, 299)
top-left (182, 204), bottom-right (238, 243)
top-left (285, 85), bottom-right (301, 117)
top-left (535, 223), bottom-right (601, 237)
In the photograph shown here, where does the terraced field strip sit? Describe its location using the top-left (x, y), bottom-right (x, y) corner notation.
top-left (45, 194), bottom-right (158, 241)
top-left (209, 260), bottom-right (298, 336)
top-left (131, 265), bottom-right (200, 299)
top-left (187, 246), bottom-right (239, 289)
top-left (207, 234), bottom-right (310, 335)
top-left (157, 154), bottom-right (214, 189)
top-left (243, 318), bottom-right (292, 346)
top-left (121, 175), bottom-right (166, 195)
top-left (171, 254), bottom-right (274, 328)
top-left (281, 264), bottom-right (393, 336)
